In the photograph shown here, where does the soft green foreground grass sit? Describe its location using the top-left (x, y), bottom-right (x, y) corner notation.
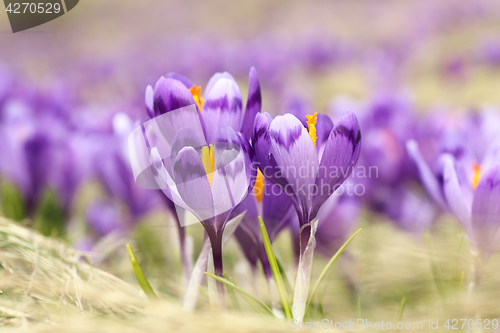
top-left (1, 214), bottom-right (500, 332)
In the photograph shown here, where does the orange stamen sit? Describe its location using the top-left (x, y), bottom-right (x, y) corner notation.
top-left (189, 85), bottom-right (204, 112)
top-left (201, 145), bottom-right (214, 186)
top-left (306, 112), bottom-right (318, 147)
top-left (472, 163), bottom-right (482, 190)
top-left (254, 168), bottom-right (265, 202)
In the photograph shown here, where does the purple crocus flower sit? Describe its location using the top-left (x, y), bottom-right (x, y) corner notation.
top-left (253, 111), bottom-right (361, 246)
top-left (148, 125), bottom-right (253, 280)
top-left (145, 67), bottom-right (261, 143)
top-left (441, 148), bottom-right (500, 260)
top-left (407, 127), bottom-right (476, 215)
top-left (252, 109), bottom-right (360, 321)
top-left (144, 66), bottom-right (260, 242)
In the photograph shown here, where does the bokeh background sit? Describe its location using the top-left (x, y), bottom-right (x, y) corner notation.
top-left (2, 0), bottom-right (500, 109)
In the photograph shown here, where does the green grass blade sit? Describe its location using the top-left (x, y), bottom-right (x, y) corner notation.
top-left (126, 244), bottom-right (157, 299)
top-left (205, 272), bottom-right (274, 316)
top-left (275, 257), bottom-right (293, 295)
top-left (259, 216), bottom-right (293, 320)
top-left (398, 297), bottom-right (407, 321)
top-left (304, 228), bottom-right (362, 319)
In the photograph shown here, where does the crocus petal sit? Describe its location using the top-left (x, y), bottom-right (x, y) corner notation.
top-left (471, 163), bottom-right (500, 258)
top-left (143, 104), bottom-right (205, 165)
top-left (166, 72), bottom-right (194, 89)
top-left (173, 147), bottom-right (214, 222)
top-left (211, 147), bottom-right (250, 218)
top-left (262, 181), bottom-right (293, 240)
top-left (406, 140), bottom-right (448, 210)
top-left (441, 154), bottom-right (472, 233)
top-left (269, 113), bottom-right (319, 219)
top-left (439, 131), bottom-right (476, 168)
top-left (233, 194), bottom-right (259, 234)
top-left (145, 85), bottom-right (154, 119)
top-left (150, 147), bottom-right (188, 211)
top-left (286, 106), bottom-right (333, 158)
top-left (131, 105), bottom-right (206, 191)
top-left (252, 113), bottom-right (291, 191)
top-left (221, 211), bottom-right (246, 246)
top-left (234, 225), bottom-right (259, 268)
top-left (204, 71), bottom-right (236, 98)
top-left (481, 139), bottom-right (500, 172)
top-left (201, 78), bottom-right (243, 143)
top-left (313, 112), bottom-right (361, 213)
top-left (315, 113), bottom-right (334, 160)
top-left (170, 127), bottom-right (206, 176)
top-left (240, 67), bottom-right (262, 139)
top-left (232, 195), bottom-right (260, 256)
top-left (214, 126), bottom-right (255, 192)
top-left (153, 77), bottom-right (196, 116)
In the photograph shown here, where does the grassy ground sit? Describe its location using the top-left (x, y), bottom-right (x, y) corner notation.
top-left (2, 213), bottom-right (500, 332)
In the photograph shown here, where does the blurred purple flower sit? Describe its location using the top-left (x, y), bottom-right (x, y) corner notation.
top-left (86, 201), bottom-right (122, 237)
top-left (441, 152), bottom-right (500, 259)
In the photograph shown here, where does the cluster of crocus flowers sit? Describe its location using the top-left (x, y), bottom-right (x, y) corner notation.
top-left (129, 66), bottom-right (364, 316)
top-left (130, 68), bottom-right (262, 292)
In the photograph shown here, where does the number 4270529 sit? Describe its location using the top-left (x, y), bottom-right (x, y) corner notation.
top-left (444, 319), bottom-right (498, 330)
top-left (5, 2), bottom-right (61, 14)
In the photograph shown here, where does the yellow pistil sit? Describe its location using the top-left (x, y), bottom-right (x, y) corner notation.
top-left (201, 144), bottom-right (215, 186)
top-left (306, 112), bottom-right (318, 147)
top-left (189, 86), bottom-right (204, 112)
top-left (254, 168), bottom-right (265, 202)
top-left (472, 163), bottom-right (482, 190)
